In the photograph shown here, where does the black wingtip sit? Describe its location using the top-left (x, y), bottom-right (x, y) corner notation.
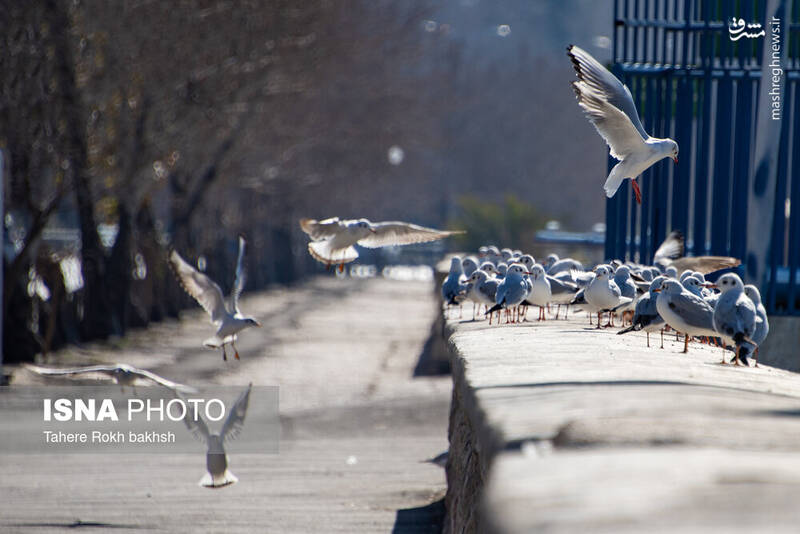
top-left (486, 304), bottom-right (503, 314)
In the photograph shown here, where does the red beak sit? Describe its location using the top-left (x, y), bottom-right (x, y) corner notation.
top-left (672, 156), bottom-right (678, 164)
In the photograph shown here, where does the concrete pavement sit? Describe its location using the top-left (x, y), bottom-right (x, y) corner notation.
top-left (443, 313), bottom-right (800, 533)
top-left (3, 277), bottom-right (450, 533)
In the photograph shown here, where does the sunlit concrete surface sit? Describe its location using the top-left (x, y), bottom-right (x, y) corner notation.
top-left (444, 313), bottom-right (800, 533)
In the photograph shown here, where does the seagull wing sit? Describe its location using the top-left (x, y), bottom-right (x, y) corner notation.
top-left (181, 400), bottom-right (211, 444)
top-left (670, 256), bottom-right (741, 275)
top-left (129, 367), bottom-right (197, 394)
top-left (299, 217), bottom-right (342, 241)
top-left (669, 292), bottom-right (715, 331)
top-left (654, 231), bottom-right (685, 264)
top-left (356, 221), bottom-right (463, 248)
top-left (230, 236), bottom-right (247, 315)
top-left (169, 249), bottom-right (227, 323)
top-left (221, 383), bottom-right (252, 443)
top-left (567, 44), bottom-right (648, 139)
top-left (572, 81), bottom-right (647, 161)
top-left (24, 364), bottom-right (119, 380)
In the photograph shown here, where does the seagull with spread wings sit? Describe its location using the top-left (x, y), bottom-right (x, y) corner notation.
top-left (169, 236), bottom-right (261, 361)
top-left (181, 383), bottom-right (252, 488)
top-left (299, 217), bottom-right (463, 271)
top-left (567, 44), bottom-right (678, 204)
top-left (24, 363), bottom-right (196, 394)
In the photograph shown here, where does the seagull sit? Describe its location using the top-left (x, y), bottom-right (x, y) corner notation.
top-left (299, 217), bottom-right (463, 271)
top-left (464, 269), bottom-right (500, 323)
top-left (567, 44), bottom-right (678, 204)
top-left (181, 383), bottom-right (251, 488)
top-left (480, 261), bottom-right (500, 278)
top-left (544, 254), bottom-right (584, 276)
top-left (169, 236), bottom-right (261, 361)
top-left (710, 274), bottom-right (757, 366)
top-left (744, 284), bottom-right (770, 366)
top-left (527, 264), bottom-right (552, 321)
top-left (585, 265), bottom-right (630, 327)
top-left (654, 279), bottom-right (717, 353)
top-left (487, 264), bottom-right (532, 324)
top-left (617, 276), bottom-right (667, 348)
top-left (23, 363), bottom-right (196, 394)
top-left (462, 257), bottom-right (479, 277)
top-left (653, 230), bottom-right (741, 274)
top-left (529, 263), bottom-right (579, 320)
top-left (442, 256), bottom-right (467, 318)
top-left (612, 265), bottom-right (639, 320)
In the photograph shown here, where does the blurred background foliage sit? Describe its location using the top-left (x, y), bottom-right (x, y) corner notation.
top-left (448, 195), bottom-right (547, 252)
top-left (1, 0), bottom-right (612, 362)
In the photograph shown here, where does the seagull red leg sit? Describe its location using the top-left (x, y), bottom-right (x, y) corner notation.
top-left (631, 178), bottom-right (642, 204)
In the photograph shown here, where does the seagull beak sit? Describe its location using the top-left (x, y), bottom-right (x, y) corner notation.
top-left (254, 320), bottom-right (263, 327)
top-left (704, 283), bottom-right (717, 289)
top-left (672, 156), bottom-right (678, 164)
top-left (369, 228), bottom-right (377, 234)
top-left (652, 288), bottom-right (661, 293)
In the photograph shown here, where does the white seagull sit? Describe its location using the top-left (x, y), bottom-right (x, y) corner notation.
top-left (568, 44), bottom-right (678, 204)
top-left (23, 363), bottom-right (196, 394)
top-left (300, 217), bottom-right (463, 271)
top-left (710, 274), bottom-right (757, 366)
top-left (181, 383), bottom-right (252, 488)
top-left (744, 284), bottom-right (770, 366)
top-left (654, 279), bottom-right (717, 353)
top-left (585, 265), bottom-right (630, 327)
top-left (169, 236), bottom-right (261, 361)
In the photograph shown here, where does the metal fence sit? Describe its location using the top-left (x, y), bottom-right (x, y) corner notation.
top-left (605, 0), bottom-right (799, 314)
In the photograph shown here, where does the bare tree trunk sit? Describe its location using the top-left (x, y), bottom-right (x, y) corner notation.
top-left (46, 0), bottom-right (112, 340)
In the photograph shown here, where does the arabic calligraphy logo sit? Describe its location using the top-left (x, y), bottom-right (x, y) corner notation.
top-left (729, 18), bottom-right (766, 41)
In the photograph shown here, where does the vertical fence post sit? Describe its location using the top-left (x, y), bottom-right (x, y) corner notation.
top-left (749, 0), bottom-right (792, 308)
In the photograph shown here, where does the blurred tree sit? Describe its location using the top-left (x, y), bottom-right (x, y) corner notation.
top-left (448, 194), bottom-right (548, 252)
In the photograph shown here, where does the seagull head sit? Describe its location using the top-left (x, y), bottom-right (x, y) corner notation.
top-left (530, 264), bottom-right (546, 280)
top-left (354, 219), bottom-right (376, 234)
top-left (667, 139), bottom-right (679, 163)
top-left (709, 273), bottom-right (744, 293)
top-left (245, 317), bottom-right (262, 327)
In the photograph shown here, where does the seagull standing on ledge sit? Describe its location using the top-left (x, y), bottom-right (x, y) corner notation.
top-left (169, 236), bottom-right (261, 361)
top-left (300, 217), bottom-right (463, 271)
top-left (567, 44), bottom-right (678, 204)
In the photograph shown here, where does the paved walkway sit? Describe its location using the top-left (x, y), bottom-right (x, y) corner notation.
top-left (4, 277), bottom-right (450, 533)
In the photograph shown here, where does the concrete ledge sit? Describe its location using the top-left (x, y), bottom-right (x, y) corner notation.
top-left (443, 316), bottom-right (800, 533)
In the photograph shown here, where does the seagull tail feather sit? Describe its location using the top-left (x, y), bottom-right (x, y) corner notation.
top-left (199, 469), bottom-right (238, 488)
top-left (604, 162), bottom-right (627, 198)
top-left (486, 303), bottom-right (503, 315)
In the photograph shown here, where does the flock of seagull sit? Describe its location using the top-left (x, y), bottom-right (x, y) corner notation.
top-left (442, 234), bottom-right (769, 367)
top-left (16, 40), bottom-right (772, 491)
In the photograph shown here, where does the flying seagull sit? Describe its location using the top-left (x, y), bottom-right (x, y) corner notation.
top-left (181, 383), bottom-right (252, 488)
top-left (169, 236), bottom-right (261, 361)
top-left (23, 363), bottom-right (196, 394)
top-left (299, 217), bottom-right (463, 271)
top-left (567, 44), bottom-right (678, 204)
top-left (652, 230), bottom-right (741, 275)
